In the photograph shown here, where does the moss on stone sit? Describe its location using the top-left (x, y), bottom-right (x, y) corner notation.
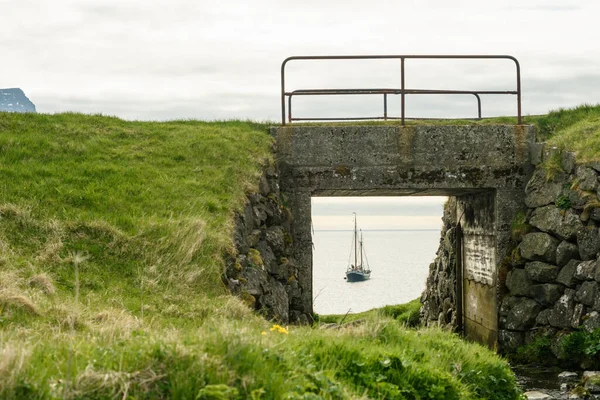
top-left (511, 211), bottom-right (532, 242)
top-left (248, 248), bottom-right (264, 269)
top-left (240, 290), bottom-right (256, 309)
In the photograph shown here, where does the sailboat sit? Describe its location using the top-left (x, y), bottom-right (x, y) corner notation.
top-left (345, 213), bottom-right (372, 282)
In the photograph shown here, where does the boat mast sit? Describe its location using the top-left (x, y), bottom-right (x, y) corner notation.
top-left (353, 212), bottom-right (357, 269)
top-left (360, 230), bottom-right (363, 269)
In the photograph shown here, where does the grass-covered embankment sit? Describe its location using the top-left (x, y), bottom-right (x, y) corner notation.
top-left (0, 112), bottom-right (523, 399)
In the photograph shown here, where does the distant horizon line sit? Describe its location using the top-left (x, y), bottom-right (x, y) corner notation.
top-left (313, 228), bottom-right (441, 232)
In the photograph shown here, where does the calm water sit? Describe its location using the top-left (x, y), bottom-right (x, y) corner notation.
top-left (312, 229), bottom-right (441, 315)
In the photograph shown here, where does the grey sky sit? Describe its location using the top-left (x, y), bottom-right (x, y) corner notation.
top-left (2, 0), bottom-right (599, 121)
top-left (312, 197), bottom-right (446, 230)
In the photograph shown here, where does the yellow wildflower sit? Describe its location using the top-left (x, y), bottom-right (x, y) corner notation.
top-left (261, 331), bottom-right (267, 335)
top-left (269, 324), bottom-right (289, 334)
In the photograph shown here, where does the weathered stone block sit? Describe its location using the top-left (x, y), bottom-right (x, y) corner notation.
top-left (265, 198), bottom-right (285, 226)
top-left (557, 259), bottom-right (581, 287)
top-left (529, 284), bottom-right (564, 306)
top-left (529, 205), bottom-right (582, 241)
top-left (261, 277), bottom-right (289, 322)
top-left (577, 226), bottom-right (600, 260)
top-left (252, 204), bottom-right (268, 228)
top-left (506, 298), bottom-right (542, 331)
top-left (576, 280), bottom-right (599, 306)
top-left (242, 202), bottom-right (255, 235)
top-left (529, 142), bottom-right (545, 166)
top-left (556, 240), bottom-right (580, 267)
top-left (506, 268), bottom-right (532, 296)
top-left (500, 295), bottom-right (520, 317)
top-left (525, 261), bottom-right (559, 282)
top-left (525, 169), bottom-right (566, 208)
top-left (522, 390), bottom-right (551, 399)
top-left (258, 174), bottom-right (270, 196)
top-left (548, 289), bottom-right (576, 329)
top-left (242, 267), bottom-right (269, 296)
top-left (536, 308), bottom-right (552, 326)
top-left (255, 241), bottom-right (277, 272)
top-left (265, 226), bottom-right (285, 257)
top-left (498, 330), bottom-right (525, 352)
top-left (569, 187), bottom-right (595, 210)
top-left (575, 259), bottom-right (597, 281)
top-left (270, 259), bottom-right (290, 282)
top-left (561, 151), bottom-right (577, 174)
top-left (248, 229), bottom-right (262, 248)
top-left (583, 311), bottom-right (600, 332)
top-left (519, 232), bottom-right (560, 263)
top-left (576, 166), bottom-right (599, 192)
top-left (572, 303), bottom-right (585, 328)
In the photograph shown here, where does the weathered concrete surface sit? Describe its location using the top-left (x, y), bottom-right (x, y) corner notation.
top-left (272, 124), bottom-right (535, 348)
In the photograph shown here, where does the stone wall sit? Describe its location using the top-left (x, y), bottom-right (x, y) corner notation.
top-left (225, 162), bottom-right (311, 324)
top-left (499, 147), bottom-right (600, 352)
top-left (420, 198), bottom-right (458, 329)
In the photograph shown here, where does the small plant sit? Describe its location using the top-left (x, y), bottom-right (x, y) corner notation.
top-left (510, 211), bottom-right (531, 242)
top-left (555, 193), bottom-right (572, 210)
top-left (247, 249), bottom-right (264, 269)
top-left (511, 336), bottom-right (554, 365)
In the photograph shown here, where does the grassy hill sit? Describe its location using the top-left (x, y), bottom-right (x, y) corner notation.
top-left (0, 111), bottom-right (539, 399)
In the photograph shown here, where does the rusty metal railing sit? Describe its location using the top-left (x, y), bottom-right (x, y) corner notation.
top-left (280, 55), bottom-right (521, 125)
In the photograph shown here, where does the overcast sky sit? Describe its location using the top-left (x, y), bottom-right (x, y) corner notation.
top-left (2, 0), bottom-right (599, 121)
top-left (312, 197), bottom-right (446, 230)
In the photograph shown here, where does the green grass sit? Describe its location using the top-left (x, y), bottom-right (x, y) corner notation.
top-left (318, 298), bottom-right (422, 328)
top-left (0, 112), bottom-right (525, 399)
top-left (527, 104), bottom-right (600, 164)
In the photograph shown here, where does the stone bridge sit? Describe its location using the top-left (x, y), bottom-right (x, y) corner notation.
top-left (272, 124), bottom-right (536, 347)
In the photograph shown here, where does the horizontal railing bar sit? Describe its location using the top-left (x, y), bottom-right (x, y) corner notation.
top-left (292, 116), bottom-right (391, 121)
top-left (282, 54), bottom-right (519, 62)
top-left (286, 89), bottom-right (517, 95)
top-left (281, 54), bottom-right (522, 125)
top-left (291, 116), bottom-right (485, 122)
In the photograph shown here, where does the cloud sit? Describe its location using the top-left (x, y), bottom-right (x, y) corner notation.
top-left (2, 0), bottom-right (599, 120)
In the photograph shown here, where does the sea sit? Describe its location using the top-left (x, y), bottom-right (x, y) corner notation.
top-left (312, 229), bottom-right (441, 315)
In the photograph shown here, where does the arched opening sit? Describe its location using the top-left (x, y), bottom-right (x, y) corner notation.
top-left (311, 196), bottom-right (446, 315)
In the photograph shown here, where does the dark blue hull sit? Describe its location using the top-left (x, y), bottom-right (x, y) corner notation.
top-left (346, 270), bottom-right (371, 282)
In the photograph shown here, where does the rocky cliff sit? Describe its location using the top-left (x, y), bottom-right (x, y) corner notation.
top-left (0, 88), bottom-right (36, 113)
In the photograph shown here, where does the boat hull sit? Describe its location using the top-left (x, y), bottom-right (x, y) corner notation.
top-left (346, 270), bottom-right (371, 282)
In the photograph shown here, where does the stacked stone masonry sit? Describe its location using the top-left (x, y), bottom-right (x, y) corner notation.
top-left (420, 198), bottom-right (459, 330)
top-left (500, 147), bottom-right (600, 352)
top-left (225, 162), bottom-right (310, 325)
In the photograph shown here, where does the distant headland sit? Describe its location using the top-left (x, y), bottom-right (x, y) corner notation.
top-left (0, 88), bottom-right (36, 113)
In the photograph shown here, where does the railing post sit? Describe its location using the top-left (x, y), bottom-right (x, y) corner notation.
top-left (474, 93), bottom-right (482, 119)
top-left (401, 57), bottom-right (405, 126)
top-left (515, 59), bottom-right (522, 124)
top-left (281, 58), bottom-right (288, 125)
top-left (383, 93), bottom-right (388, 121)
